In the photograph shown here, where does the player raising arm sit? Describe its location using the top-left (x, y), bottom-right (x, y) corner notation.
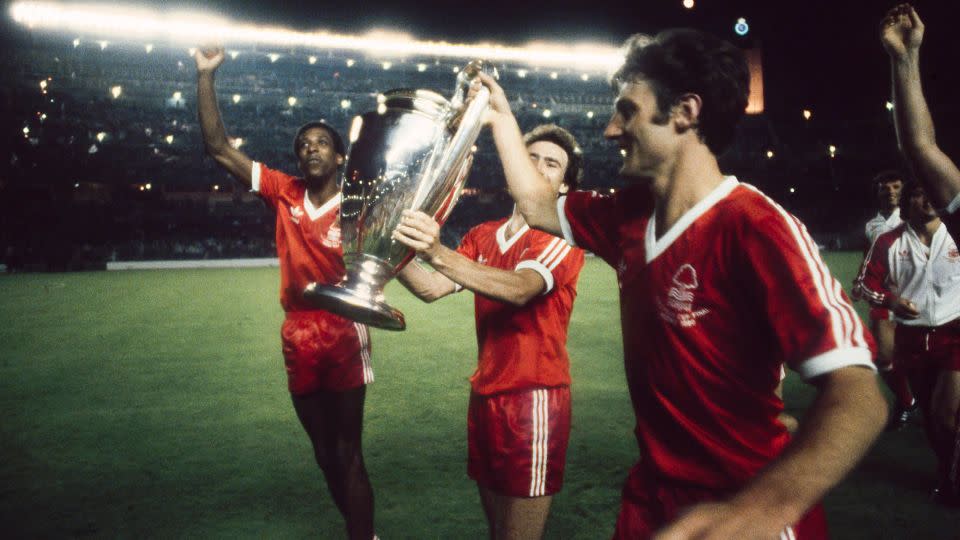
top-left (478, 29), bottom-right (886, 539)
top-left (394, 125), bottom-right (585, 540)
top-left (882, 3), bottom-right (960, 237)
top-left (196, 47), bottom-right (378, 540)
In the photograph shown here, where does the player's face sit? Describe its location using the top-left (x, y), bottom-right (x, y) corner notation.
top-left (604, 79), bottom-right (677, 180)
top-left (526, 140), bottom-right (570, 195)
top-left (296, 127), bottom-right (343, 181)
top-left (877, 179), bottom-right (903, 208)
top-left (907, 187), bottom-right (937, 221)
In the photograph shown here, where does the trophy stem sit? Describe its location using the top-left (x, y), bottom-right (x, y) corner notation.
top-left (303, 255), bottom-right (406, 331)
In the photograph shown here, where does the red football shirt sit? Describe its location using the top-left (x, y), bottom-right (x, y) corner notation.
top-left (560, 176), bottom-right (875, 493)
top-left (253, 162), bottom-right (347, 312)
top-left (457, 218), bottom-right (585, 395)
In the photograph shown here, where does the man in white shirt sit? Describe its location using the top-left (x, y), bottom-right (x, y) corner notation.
top-left (856, 181), bottom-right (960, 505)
top-left (857, 171), bottom-right (916, 431)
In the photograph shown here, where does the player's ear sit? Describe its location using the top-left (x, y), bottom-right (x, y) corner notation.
top-left (673, 93), bottom-right (702, 132)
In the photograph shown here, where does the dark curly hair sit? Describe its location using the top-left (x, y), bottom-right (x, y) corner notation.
top-left (522, 124), bottom-right (583, 191)
top-left (293, 120), bottom-right (345, 158)
top-left (611, 28), bottom-right (750, 155)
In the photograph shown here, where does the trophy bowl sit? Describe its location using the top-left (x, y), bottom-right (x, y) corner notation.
top-left (304, 64), bottom-right (490, 330)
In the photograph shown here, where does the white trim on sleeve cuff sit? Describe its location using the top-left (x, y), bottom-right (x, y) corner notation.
top-left (251, 161), bottom-right (262, 192)
top-left (515, 260), bottom-right (554, 295)
top-left (795, 347), bottom-right (876, 381)
top-left (557, 196), bottom-right (577, 247)
top-left (947, 193), bottom-right (960, 214)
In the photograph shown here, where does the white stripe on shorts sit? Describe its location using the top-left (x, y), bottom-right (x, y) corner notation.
top-left (354, 323), bottom-right (374, 384)
top-left (529, 388), bottom-right (549, 497)
top-left (779, 525), bottom-right (796, 540)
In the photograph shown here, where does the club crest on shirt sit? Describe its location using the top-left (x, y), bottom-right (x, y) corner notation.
top-left (289, 205), bottom-right (304, 224)
top-left (948, 247), bottom-right (959, 260)
top-left (323, 223), bottom-right (341, 248)
top-left (656, 263), bottom-right (710, 328)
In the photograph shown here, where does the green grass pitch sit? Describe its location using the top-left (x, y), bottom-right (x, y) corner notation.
top-left (1, 252), bottom-right (957, 538)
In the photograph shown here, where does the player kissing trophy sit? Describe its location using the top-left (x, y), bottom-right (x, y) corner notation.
top-left (303, 61), bottom-right (492, 330)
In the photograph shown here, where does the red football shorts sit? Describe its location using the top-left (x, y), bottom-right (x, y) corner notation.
top-left (869, 306), bottom-right (894, 322)
top-left (468, 386), bottom-right (571, 498)
top-left (281, 311), bottom-right (372, 395)
top-left (612, 465), bottom-right (829, 539)
top-left (895, 322), bottom-right (960, 373)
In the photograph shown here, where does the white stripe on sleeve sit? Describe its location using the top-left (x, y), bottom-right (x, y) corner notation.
top-left (948, 193), bottom-right (960, 214)
top-left (251, 161), bottom-right (262, 192)
top-left (516, 260), bottom-right (554, 295)
top-left (557, 196), bottom-right (577, 247)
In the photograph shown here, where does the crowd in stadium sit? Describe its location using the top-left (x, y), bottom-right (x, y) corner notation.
top-left (0, 26), bottom-right (906, 270)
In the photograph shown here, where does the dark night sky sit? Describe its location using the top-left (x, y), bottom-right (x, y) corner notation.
top-left (189, 0), bottom-right (958, 119)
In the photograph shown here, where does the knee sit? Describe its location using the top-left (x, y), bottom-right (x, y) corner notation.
top-left (332, 439), bottom-right (363, 469)
top-left (310, 442), bottom-right (334, 472)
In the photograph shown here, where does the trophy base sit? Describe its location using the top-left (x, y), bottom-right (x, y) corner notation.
top-left (303, 283), bottom-right (406, 331)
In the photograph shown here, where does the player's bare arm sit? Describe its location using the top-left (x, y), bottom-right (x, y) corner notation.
top-left (393, 210), bottom-right (546, 307)
top-left (884, 4), bottom-right (960, 208)
top-left (478, 73), bottom-right (564, 237)
top-left (195, 46), bottom-right (254, 189)
top-left (655, 366), bottom-right (886, 540)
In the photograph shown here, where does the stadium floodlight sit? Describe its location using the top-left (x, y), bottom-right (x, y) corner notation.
top-left (188, 47), bottom-right (196, 56)
top-left (549, 72), bottom-right (558, 80)
top-left (72, 37), bottom-right (79, 47)
top-left (885, 101), bottom-right (894, 111)
top-left (381, 61), bottom-right (392, 70)
top-left (542, 109), bottom-right (552, 118)
top-left (98, 40), bottom-right (108, 50)
top-left (144, 43), bottom-right (153, 53)
top-left (789, 187), bottom-right (796, 193)
top-left (165, 134), bottom-right (173, 144)
top-left (452, 66), bottom-right (459, 73)
top-left (340, 99), bottom-right (351, 109)
top-left (232, 94), bottom-right (241, 104)
top-left (828, 144), bottom-right (837, 157)
top-left (39, 79), bottom-right (47, 90)
top-left (734, 17), bottom-right (749, 37)
top-left (96, 131), bottom-right (106, 141)
top-left (683, 0), bottom-right (695, 8)
top-left (346, 59), bottom-right (356, 67)
top-left (580, 74), bottom-right (589, 81)
top-left (268, 53), bottom-right (280, 63)
top-left (39, 113), bottom-right (47, 121)
top-left (586, 111), bottom-right (594, 119)
top-left (802, 109), bottom-right (812, 120)
top-left (517, 69), bottom-right (528, 78)
top-left (766, 150), bottom-right (774, 158)
top-left (9, 1), bottom-right (623, 71)
top-left (308, 55), bottom-right (317, 64)
top-left (172, 91), bottom-right (182, 100)
top-left (287, 96), bottom-right (297, 107)
top-left (110, 85), bottom-right (122, 98)
top-left (228, 50), bottom-right (239, 59)
top-left (145, 183), bottom-right (151, 190)
top-left (213, 184), bottom-right (219, 191)
top-left (416, 63), bottom-right (427, 72)
top-left (23, 126), bottom-right (30, 135)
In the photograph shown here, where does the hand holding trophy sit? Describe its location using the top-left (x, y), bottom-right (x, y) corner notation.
top-left (304, 61), bottom-right (495, 330)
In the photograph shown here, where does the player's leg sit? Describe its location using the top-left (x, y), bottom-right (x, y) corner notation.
top-left (874, 317), bottom-right (916, 430)
top-left (492, 492), bottom-right (553, 540)
top-left (929, 363), bottom-right (960, 504)
top-left (292, 386), bottom-right (375, 540)
top-left (477, 485), bottom-right (497, 540)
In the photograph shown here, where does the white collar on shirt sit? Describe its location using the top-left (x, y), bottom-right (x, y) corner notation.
top-left (304, 191), bottom-right (340, 221)
top-left (645, 176), bottom-right (739, 263)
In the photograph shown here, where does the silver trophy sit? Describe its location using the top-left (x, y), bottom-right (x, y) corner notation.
top-left (303, 61), bottom-right (492, 330)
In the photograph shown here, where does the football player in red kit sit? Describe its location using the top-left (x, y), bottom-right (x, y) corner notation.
top-left (475, 28), bottom-right (886, 539)
top-left (394, 125), bottom-right (585, 540)
top-left (196, 47), bottom-right (376, 540)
